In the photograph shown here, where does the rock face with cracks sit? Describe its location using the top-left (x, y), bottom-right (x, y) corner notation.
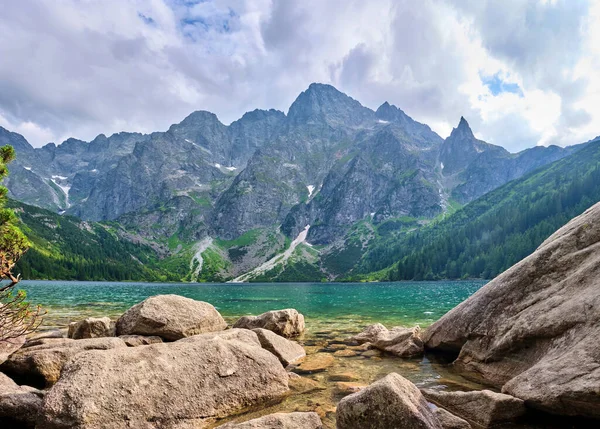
top-left (424, 202), bottom-right (600, 418)
top-left (39, 331), bottom-right (289, 429)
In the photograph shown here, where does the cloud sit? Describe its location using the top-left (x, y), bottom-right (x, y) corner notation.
top-left (0, 0), bottom-right (597, 152)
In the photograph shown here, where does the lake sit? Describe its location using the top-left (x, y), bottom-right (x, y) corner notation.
top-left (18, 280), bottom-right (496, 428)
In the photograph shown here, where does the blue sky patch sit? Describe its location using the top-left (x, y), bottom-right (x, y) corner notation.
top-left (481, 73), bottom-right (523, 97)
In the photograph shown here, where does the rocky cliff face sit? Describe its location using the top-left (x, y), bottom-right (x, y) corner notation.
top-left (424, 201), bottom-right (600, 418)
top-left (2, 84), bottom-right (585, 278)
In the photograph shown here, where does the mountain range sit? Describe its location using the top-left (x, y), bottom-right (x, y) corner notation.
top-left (2, 83), bottom-right (595, 282)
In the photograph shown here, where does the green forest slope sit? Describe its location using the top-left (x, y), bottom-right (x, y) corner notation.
top-left (353, 139), bottom-right (600, 281)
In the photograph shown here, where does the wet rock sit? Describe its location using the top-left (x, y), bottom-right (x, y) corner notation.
top-left (292, 353), bottom-right (335, 374)
top-left (252, 328), bottom-right (305, 366)
top-left (432, 406), bottom-right (471, 429)
top-left (116, 294), bottom-right (227, 341)
top-left (118, 334), bottom-right (163, 347)
top-left (423, 202), bottom-right (600, 418)
top-left (422, 389), bottom-right (525, 427)
top-left (215, 412), bottom-right (322, 428)
top-left (40, 334), bottom-right (289, 429)
top-left (351, 324), bottom-right (424, 357)
top-left (335, 381), bottom-right (367, 395)
top-left (337, 372), bottom-right (442, 429)
top-left (333, 349), bottom-right (357, 357)
top-left (233, 309), bottom-right (305, 338)
top-left (328, 372), bottom-right (360, 382)
top-left (0, 372), bottom-right (43, 428)
top-left (360, 349), bottom-right (381, 358)
top-left (289, 375), bottom-right (326, 394)
top-left (67, 317), bottom-right (113, 339)
top-left (0, 337), bottom-right (127, 387)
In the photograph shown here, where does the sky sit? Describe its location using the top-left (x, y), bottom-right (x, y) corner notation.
top-left (0, 0), bottom-right (599, 153)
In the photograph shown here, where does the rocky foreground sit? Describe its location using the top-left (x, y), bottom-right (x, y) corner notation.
top-left (1, 201), bottom-right (600, 428)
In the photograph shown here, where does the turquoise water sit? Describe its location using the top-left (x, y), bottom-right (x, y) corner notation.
top-left (19, 280), bottom-right (486, 332)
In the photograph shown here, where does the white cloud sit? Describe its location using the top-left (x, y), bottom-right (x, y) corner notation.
top-left (0, 0), bottom-right (598, 151)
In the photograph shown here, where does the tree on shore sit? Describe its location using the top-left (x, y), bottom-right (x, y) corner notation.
top-left (0, 144), bottom-right (42, 342)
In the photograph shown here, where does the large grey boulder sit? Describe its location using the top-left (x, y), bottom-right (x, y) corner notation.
top-left (424, 202), bottom-right (600, 418)
top-left (67, 317), bottom-right (113, 339)
top-left (233, 309), bottom-right (305, 338)
top-left (351, 324), bottom-right (424, 357)
top-left (216, 412), bottom-right (322, 428)
top-left (422, 389), bottom-right (524, 427)
top-left (252, 328), bottom-right (305, 366)
top-left (116, 294), bottom-right (227, 340)
top-left (0, 336), bottom-right (25, 366)
top-left (0, 337), bottom-right (127, 387)
top-left (0, 372), bottom-right (43, 428)
top-left (40, 332), bottom-right (289, 429)
top-left (336, 372), bottom-right (442, 429)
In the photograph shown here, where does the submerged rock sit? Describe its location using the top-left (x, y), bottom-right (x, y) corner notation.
top-left (40, 332), bottom-right (289, 429)
top-left (67, 317), bottom-right (113, 339)
top-left (336, 372), bottom-right (442, 429)
top-left (0, 337), bottom-right (127, 387)
top-left (215, 411), bottom-right (323, 428)
top-left (351, 324), bottom-right (424, 357)
top-left (233, 309), bottom-right (305, 338)
top-left (422, 389), bottom-right (524, 427)
top-left (424, 202), bottom-right (600, 418)
top-left (292, 353), bottom-right (334, 374)
top-left (116, 294), bottom-right (227, 340)
top-left (0, 372), bottom-right (43, 428)
top-left (252, 328), bottom-right (305, 366)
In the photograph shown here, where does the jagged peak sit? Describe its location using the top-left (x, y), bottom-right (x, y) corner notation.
top-left (450, 116), bottom-right (474, 139)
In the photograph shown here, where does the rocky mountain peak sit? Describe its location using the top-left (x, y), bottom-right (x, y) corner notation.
top-left (451, 116), bottom-right (474, 139)
top-left (287, 83), bottom-right (374, 127)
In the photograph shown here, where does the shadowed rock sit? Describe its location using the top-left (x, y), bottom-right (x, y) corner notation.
top-left (422, 389), bottom-right (524, 427)
top-left (424, 202), bottom-right (600, 418)
top-left (0, 372), bottom-right (43, 428)
top-left (351, 324), bottom-right (424, 357)
top-left (336, 372), bottom-right (442, 429)
top-left (67, 317), bottom-right (113, 339)
top-left (215, 411), bottom-right (322, 428)
top-left (0, 337), bottom-right (127, 387)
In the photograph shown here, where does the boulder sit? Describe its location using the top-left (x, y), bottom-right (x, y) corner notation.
top-left (179, 328), bottom-right (261, 347)
top-left (67, 317), bottom-right (113, 339)
top-left (40, 333), bottom-right (289, 429)
top-left (431, 406), bottom-right (471, 429)
top-left (292, 353), bottom-right (334, 374)
top-left (118, 334), bottom-right (163, 347)
top-left (0, 337), bottom-right (127, 387)
top-left (25, 330), bottom-right (64, 343)
top-left (215, 412), bottom-right (322, 428)
top-left (351, 324), bottom-right (424, 357)
top-left (423, 390), bottom-right (523, 427)
top-left (336, 372), bottom-right (442, 429)
top-left (0, 372), bottom-right (43, 428)
top-left (116, 294), bottom-right (227, 341)
top-left (0, 335), bottom-right (25, 366)
top-left (233, 309), bottom-right (305, 338)
top-left (424, 202), bottom-right (600, 418)
top-left (252, 328), bottom-right (305, 366)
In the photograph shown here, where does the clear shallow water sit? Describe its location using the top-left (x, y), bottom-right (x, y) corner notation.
top-left (18, 280), bottom-right (492, 428)
top-left (19, 280), bottom-right (486, 332)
